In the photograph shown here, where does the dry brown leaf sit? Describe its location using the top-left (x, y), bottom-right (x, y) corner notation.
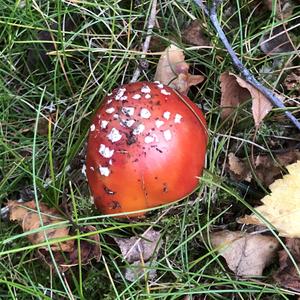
top-left (227, 150), bottom-right (300, 186)
top-left (238, 160), bottom-right (300, 238)
top-left (114, 229), bottom-right (162, 282)
top-left (154, 44), bottom-right (204, 95)
top-left (182, 20), bottom-right (210, 46)
top-left (284, 70), bottom-right (300, 97)
top-left (38, 225), bottom-right (101, 272)
top-left (235, 76), bottom-right (273, 128)
top-left (220, 72), bottom-right (250, 119)
top-left (227, 153), bottom-right (252, 182)
top-left (274, 238), bottom-right (300, 292)
top-left (8, 200), bottom-right (73, 252)
top-left (220, 72), bottom-right (273, 127)
top-left (210, 230), bottom-right (279, 276)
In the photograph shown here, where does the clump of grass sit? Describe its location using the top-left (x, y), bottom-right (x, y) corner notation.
top-left (0, 0), bottom-right (299, 299)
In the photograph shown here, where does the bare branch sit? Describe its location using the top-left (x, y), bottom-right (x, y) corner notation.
top-left (130, 0), bottom-right (158, 83)
top-left (194, 0), bottom-right (300, 131)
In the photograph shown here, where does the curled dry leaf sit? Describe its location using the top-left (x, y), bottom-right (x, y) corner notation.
top-left (220, 72), bottom-right (273, 128)
top-left (238, 160), bottom-right (300, 238)
top-left (38, 225), bottom-right (101, 272)
top-left (154, 44), bottom-right (204, 95)
top-left (274, 238), bottom-right (300, 292)
top-left (210, 230), bottom-right (279, 276)
top-left (114, 229), bottom-right (162, 282)
top-left (220, 72), bottom-right (250, 120)
top-left (8, 200), bottom-right (73, 252)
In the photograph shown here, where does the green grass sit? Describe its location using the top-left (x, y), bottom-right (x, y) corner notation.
top-left (0, 0), bottom-right (299, 299)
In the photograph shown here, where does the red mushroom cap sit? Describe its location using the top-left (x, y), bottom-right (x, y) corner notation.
top-left (86, 81), bottom-right (207, 217)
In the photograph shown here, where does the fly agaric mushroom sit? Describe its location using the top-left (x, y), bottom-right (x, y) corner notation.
top-left (86, 81), bottom-right (207, 217)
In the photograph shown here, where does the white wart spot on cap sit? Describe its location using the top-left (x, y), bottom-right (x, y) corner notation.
top-left (132, 94), bottom-right (141, 100)
top-left (107, 99), bottom-right (113, 104)
top-left (107, 92), bottom-right (112, 96)
top-left (141, 85), bottom-right (151, 93)
top-left (109, 159), bottom-right (113, 165)
top-left (105, 107), bottom-right (115, 114)
top-left (90, 166), bottom-right (95, 171)
top-left (113, 114), bottom-right (119, 119)
top-left (115, 88), bottom-right (126, 100)
top-left (163, 129), bottom-right (172, 141)
top-left (163, 111), bottom-right (171, 120)
top-left (161, 89), bottom-right (171, 95)
top-left (99, 144), bottom-right (114, 158)
top-left (99, 166), bottom-right (110, 176)
top-left (155, 81), bottom-right (164, 88)
top-left (90, 124), bottom-right (96, 131)
top-left (122, 119), bottom-right (135, 128)
top-left (155, 120), bottom-right (164, 128)
top-left (107, 128), bottom-right (122, 143)
top-left (140, 108), bottom-right (151, 119)
top-left (122, 107), bottom-right (135, 116)
top-left (145, 94), bottom-right (151, 99)
top-left (144, 135), bottom-right (155, 144)
top-left (101, 120), bottom-right (109, 129)
top-left (133, 124), bottom-right (145, 135)
top-left (174, 113), bottom-right (183, 123)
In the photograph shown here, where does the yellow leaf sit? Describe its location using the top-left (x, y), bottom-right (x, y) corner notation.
top-left (238, 160), bottom-right (300, 238)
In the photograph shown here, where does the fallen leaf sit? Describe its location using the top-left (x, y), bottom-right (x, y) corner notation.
top-left (154, 44), bottom-right (204, 94)
top-left (235, 76), bottom-right (273, 128)
top-left (38, 225), bottom-right (101, 272)
top-left (238, 160), bottom-right (300, 238)
top-left (220, 72), bottom-right (273, 127)
top-left (114, 229), bottom-right (162, 281)
top-left (220, 72), bottom-right (250, 119)
top-left (227, 152), bottom-right (252, 182)
top-left (274, 238), bottom-right (300, 292)
top-left (284, 70), bottom-right (300, 97)
top-left (210, 230), bottom-right (279, 276)
top-left (8, 200), bottom-right (101, 271)
top-left (227, 150), bottom-right (300, 186)
top-left (8, 200), bottom-right (73, 252)
top-left (254, 150), bottom-right (300, 186)
top-left (182, 20), bottom-right (210, 46)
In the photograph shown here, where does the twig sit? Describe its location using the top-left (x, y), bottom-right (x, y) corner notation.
top-left (130, 0), bottom-right (158, 83)
top-left (194, 0), bottom-right (300, 131)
